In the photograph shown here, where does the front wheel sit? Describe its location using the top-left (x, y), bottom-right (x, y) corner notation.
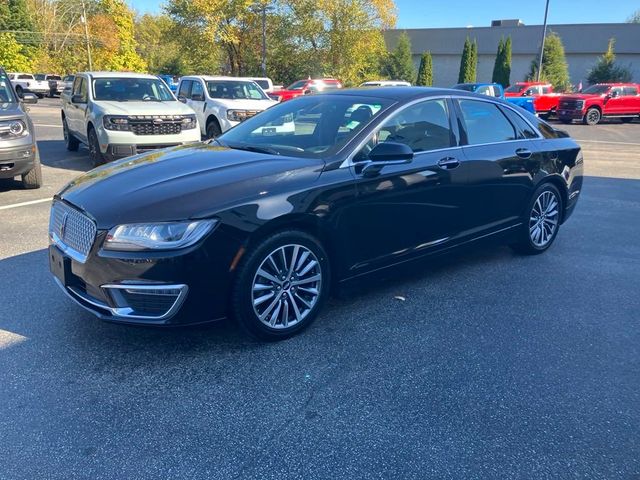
top-left (205, 119), bottom-right (222, 140)
top-left (511, 183), bottom-right (562, 255)
top-left (231, 231), bottom-right (330, 341)
top-left (583, 107), bottom-right (601, 126)
top-left (88, 128), bottom-right (106, 167)
top-left (21, 151), bottom-right (42, 189)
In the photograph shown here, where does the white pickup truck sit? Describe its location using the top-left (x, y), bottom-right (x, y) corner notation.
top-left (176, 76), bottom-right (283, 139)
top-left (61, 72), bottom-right (201, 167)
top-left (7, 73), bottom-right (50, 98)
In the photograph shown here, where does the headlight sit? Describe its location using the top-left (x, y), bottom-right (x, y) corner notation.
top-left (103, 115), bottom-right (130, 131)
top-left (181, 115), bottom-right (197, 130)
top-left (227, 110), bottom-right (258, 122)
top-left (0, 119), bottom-right (28, 138)
top-left (104, 219), bottom-right (217, 251)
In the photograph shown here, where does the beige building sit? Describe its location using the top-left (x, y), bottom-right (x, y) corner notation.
top-left (383, 22), bottom-right (640, 88)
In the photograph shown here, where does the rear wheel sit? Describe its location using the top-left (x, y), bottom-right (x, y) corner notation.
top-left (583, 107), bottom-right (601, 126)
top-left (21, 150), bottom-right (42, 189)
top-left (511, 183), bottom-right (562, 255)
top-left (63, 117), bottom-right (79, 151)
top-left (231, 230), bottom-right (330, 341)
top-left (205, 119), bottom-right (222, 140)
top-left (88, 127), bottom-right (106, 167)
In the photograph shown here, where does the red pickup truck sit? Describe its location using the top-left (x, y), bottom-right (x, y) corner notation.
top-left (270, 78), bottom-right (342, 102)
top-left (504, 82), bottom-right (562, 119)
top-left (557, 83), bottom-right (640, 125)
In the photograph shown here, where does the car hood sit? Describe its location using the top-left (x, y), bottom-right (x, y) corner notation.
top-left (211, 98), bottom-right (277, 110)
top-left (93, 100), bottom-right (196, 116)
top-left (0, 102), bottom-right (27, 118)
top-left (58, 143), bottom-right (324, 228)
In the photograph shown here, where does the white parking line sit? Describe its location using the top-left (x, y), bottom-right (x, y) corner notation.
top-left (575, 139), bottom-right (640, 147)
top-left (34, 124), bottom-right (62, 128)
top-left (0, 198), bottom-right (52, 211)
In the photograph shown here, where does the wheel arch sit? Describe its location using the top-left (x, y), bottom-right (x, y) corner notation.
top-left (206, 114), bottom-right (221, 128)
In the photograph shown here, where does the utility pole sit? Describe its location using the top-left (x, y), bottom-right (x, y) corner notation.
top-left (81, 0), bottom-right (93, 70)
top-left (536, 0), bottom-right (550, 81)
top-left (260, 4), bottom-right (267, 76)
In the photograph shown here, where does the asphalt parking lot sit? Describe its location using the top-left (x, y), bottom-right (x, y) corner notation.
top-left (1, 97), bottom-right (639, 479)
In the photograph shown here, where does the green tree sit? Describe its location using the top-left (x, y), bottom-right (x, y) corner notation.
top-left (587, 38), bottom-right (632, 84)
top-left (458, 37), bottom-right (477, 83)
top-left (492, 36), bottom-right (511, 87)
top-left (627, 10), bottom-right (640, 22)
top-left (1, 0), bottom-right (34, 31)
top-left (382, 31), bottom-right (415, 83)
top-left (525, 31), bottom-right (570, 91)
top-left (0, 32), bottom-right (32, 71)
top-left (95, 0), bottom-right (146, 71)
top-left (415, 50), bottom-right (433, 86)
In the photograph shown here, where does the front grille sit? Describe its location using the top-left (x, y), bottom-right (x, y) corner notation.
top-left (559, 100), bottom-right (582, 110)
top-left (136, 144), bottom-right (179, 153)
top-left (131, 122), bottom-right (182, 136)
top-left (49, 201), bottom-right (97, 262)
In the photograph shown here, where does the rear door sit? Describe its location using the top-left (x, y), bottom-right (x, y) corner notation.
top-left (454, 98), bottom-right (544, 234)
top-left (621, 86), bottom-right (640, 114)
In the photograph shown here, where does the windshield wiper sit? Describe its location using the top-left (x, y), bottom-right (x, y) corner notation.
top-left (226, 143), bottom-right (281, 155)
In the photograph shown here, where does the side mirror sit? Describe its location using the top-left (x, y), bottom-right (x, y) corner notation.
top-left (21, 92), bottom-right (38, 104)
top-left (191, 93), bottom-right (204, 102)
top-left (303, 89), bottom-right (313, 95)
top-left (362, 142), bottom-right (414, 177)
top-left (609, 90), bottom-right (620, 98)
top-left (71, 94), bottom-right (85, 104)
top-left (177, 95), bottom-right (187, 104)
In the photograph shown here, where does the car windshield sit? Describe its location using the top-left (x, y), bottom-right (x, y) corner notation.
top-left (35, 74), bottom-right (46, 81)
top-left (93, 78), bottom-right (174, 101)
top-left (0, 71), bottom-right (17, 103)
top-left (206, 81), bottom-right (267, 100)
top-left (64, 76), bottom-right (74, 82)
top-left (218, 94), bottom-right (393, 159)
top-left (287, 80), bottom-right (307, 90)
top-left (582, 85), bottom-right (612, 94)
top-left (48, 75), bottom-right (61, 81)
top-left (453, 84), bottom-right (476, 92)
top-left (505, 84), bottom-right (527, 93)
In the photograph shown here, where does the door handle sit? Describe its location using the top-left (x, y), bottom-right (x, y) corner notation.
top-left (515, 148), bottom-right (532, 159)
top-left (437, 157), bottom-right (460, 169)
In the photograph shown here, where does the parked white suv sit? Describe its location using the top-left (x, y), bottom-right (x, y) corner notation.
top-left (177, 76), bottom-right (280, 139)
top-left (8, 73), bottom-right (50, 98)
top-left (62, 72), bottom-right (201, 167)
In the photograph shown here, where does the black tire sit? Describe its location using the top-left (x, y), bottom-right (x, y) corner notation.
top-left (21, 150), bottom-right (42, 189)
top-left (559, 118), bottom-right (572, 124)
top-left (539, 112), bottom-right (549, 120)
top-left (231, 230), bottom-right (330, 341)
top-left (63, 117), bottom-right (79, 151)
top-left (583, 107), bottom-right (601, 126)
top-left (36, 93), bottom-right (43, 99)
top-left (15, 86), bottom-right (23, 98)
top-left (511, 183), bottom-right (563, 255)
top-left (88, 127), bottom-right (106, 167)
top-left (205, 118), bottom-right (222, 140)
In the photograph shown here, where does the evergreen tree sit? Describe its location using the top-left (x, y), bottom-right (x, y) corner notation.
top-left (458, 37), bottom-right (471, 84)
top-left (382, 32), bottom-right (416, 83)
top-left (492, 36), bottom-right (511, 87)
top-left (415, 51), bottom-right (433, 86)
top-left (458, 37), bottom-right (477, 83)
top-left (468, 38), bottom-right (478, 83)
top-left (587, 38), bottom-right (632, 84)
top-left (525, 32), bottom-right (570, 91)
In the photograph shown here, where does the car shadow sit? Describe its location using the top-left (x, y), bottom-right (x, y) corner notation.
top-left (38, 139), bottom-right (92, 172)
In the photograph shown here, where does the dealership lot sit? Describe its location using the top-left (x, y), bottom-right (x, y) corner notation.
top-left (1, 98), bottom-right (639, 478)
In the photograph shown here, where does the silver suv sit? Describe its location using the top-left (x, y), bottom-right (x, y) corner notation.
top-left (0, 67), bottom-right (41, 189)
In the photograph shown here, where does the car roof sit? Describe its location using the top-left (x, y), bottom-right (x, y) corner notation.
top-left (181, 75), bottom-right (258, 82)
top-left (325, 86), bottom-right (477, 101)
top-left (79, 71), bottom-right (161, 79)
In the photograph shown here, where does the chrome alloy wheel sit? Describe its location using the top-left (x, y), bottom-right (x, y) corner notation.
top-left (529, 190), bottom-right (559, 247)
top-left (251, 244), bottom-right (322, 329)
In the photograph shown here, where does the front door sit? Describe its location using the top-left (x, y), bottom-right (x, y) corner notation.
top-left (68, 76), bottom-right (89, 142)
top-left (346, 98), bottom-right (469, 273)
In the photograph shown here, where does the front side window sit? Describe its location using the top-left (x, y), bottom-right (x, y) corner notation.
top-left (372, 99), bottom-right (453, 153)
top-left (93, 78), bottom-right (174, 102)
top-left (457, 99), bottom-right (517, 145)
top-left (218, 95), bottom-right (392, 158)
top-left (191, 81), bottom-right (204, 100)
top-left (505, 84), bottom-right (527, 94)
top-left (206, 81), bottom-right (267, 100)
top-left (611, 87), bottom-right (623, 97)
top-left (72, 77), bottom-right (87, 101)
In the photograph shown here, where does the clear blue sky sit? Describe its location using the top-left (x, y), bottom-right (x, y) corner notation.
top-left (128, 0), bottom-right (639, 27)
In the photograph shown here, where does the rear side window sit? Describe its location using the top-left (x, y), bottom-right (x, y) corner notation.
top-left (499, 106), bottom-right (539, 139)
top-left (623, 87), bottom-right (638, 96)
top-left (18, 74), bottom-right (33, 80)
top-left (178, 80), bottom-right (192, 98)
top-left (457, 99), bottom-right (517, 145)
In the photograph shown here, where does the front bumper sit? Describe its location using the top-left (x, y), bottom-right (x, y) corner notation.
top-left (557, 109), bottom-right (585, 120)
top-left (0, 143), bottom-right (37, 178)
top-left (49, 216), bottom-right (243, 326)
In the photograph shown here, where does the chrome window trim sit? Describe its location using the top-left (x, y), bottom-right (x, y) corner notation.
top-left (339, 94), bottom-right (545, 169)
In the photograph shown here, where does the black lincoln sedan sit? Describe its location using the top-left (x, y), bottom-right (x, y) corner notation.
top-left (49, 87), bottom-right (583, 340)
